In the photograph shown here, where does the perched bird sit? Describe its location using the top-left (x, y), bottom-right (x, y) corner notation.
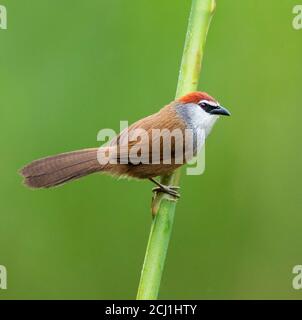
top-left (20, 92), bottom-right (230, 197)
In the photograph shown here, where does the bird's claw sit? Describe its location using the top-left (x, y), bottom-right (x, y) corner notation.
top-left (152, 185), bottom-right (180, 199)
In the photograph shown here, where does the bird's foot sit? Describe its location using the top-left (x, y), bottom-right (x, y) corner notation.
top-left (152, 185), bottom-right (180, 199)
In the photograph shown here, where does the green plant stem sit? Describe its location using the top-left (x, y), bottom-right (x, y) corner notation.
top-left (136, 0), bottom-right (216, 300)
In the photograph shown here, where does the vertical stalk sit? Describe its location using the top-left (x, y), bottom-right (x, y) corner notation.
top-left (136, 0), bottom-right (216, 300)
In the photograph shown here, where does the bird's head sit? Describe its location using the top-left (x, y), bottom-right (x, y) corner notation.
top-left (174, 91), bottom-right (231, 135)
top-left (178, 91), bottom-right (231, 116)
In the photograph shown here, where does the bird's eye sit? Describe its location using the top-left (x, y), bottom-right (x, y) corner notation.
top-left (199, 102), bottom-right (206, 107)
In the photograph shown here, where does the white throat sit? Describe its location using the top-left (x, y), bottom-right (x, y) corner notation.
top-left (175, 103), bottom-right (219, 137)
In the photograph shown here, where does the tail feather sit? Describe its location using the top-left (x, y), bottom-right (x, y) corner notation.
top-left (20, 148), bottom-right (102, 188)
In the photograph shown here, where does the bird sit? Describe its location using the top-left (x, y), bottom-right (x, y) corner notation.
top-left (20, 91), bottom-right (230, 198)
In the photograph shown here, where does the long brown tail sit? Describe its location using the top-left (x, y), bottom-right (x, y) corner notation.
top-left (20, 148), bottom-right (102, 188)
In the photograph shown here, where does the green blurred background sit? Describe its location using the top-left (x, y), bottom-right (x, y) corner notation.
top-left (0, 0), bottom-right (301, 299)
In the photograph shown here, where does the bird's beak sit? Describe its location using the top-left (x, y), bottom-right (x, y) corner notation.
top-left (210, 105), bottom-right (231, 116)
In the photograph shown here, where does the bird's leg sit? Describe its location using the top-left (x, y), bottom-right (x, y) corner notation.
top-left (149, 178), bottom-right (180, 199)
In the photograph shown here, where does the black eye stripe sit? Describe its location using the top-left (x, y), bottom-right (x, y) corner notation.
top-left (198, 102), bottom-right (218, 113)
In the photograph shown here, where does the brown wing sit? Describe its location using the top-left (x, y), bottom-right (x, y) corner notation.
top-left (108, 104), bottom-right (187, 165)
